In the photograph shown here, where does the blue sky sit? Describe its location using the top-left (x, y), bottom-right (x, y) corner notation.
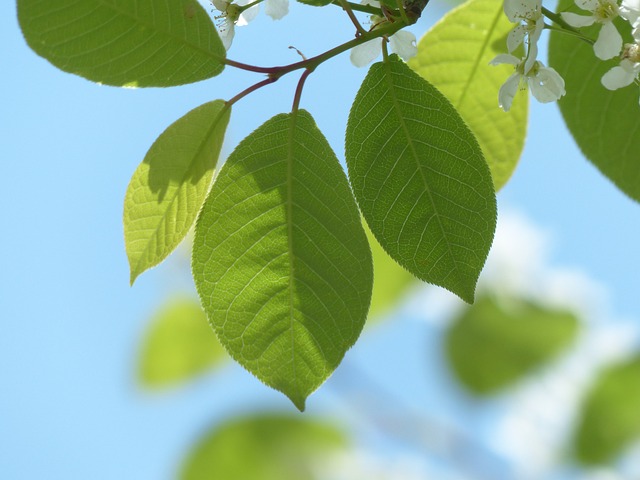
top-left (3, 0), bottom-right (640, 478)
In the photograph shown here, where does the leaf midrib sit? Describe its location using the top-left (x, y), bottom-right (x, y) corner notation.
top-left (456, 4), bottom-right (504, 108)
top-left (381, 60), bottom-right (458, 278)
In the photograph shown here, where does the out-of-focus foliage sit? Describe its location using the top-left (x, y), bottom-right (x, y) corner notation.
top-left (409, 0), bottom-right (528, 190)
top-left (139, 297), bottom-right (226, 387)
top-left (573, 355), bottom-right (640, 465)
top-left (446, 296), bottom-right (579, 394)
top-left (181, 414), bottom-right (347, 480)
top-left (367, 224), bottom-right (417, 321)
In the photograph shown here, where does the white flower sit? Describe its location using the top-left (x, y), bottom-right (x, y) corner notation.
top-left (264, 0), bottom-right (289, 19)
top-left (211, 0), bottom-right (288, 50)
top-left (490, 54), bottom-right (566, 111)
top-left (211, 0), bottom-right (259, 50)
top-left (601, 45), bottom-right (640, 105)
top-left (561, 0), bottom-right (622, 59)
top-left (620, 0), bottom-right (640, 39)
top-left (349, 1), bottom-right (417, 67)
top-left (503, 0), bottom-right (545, 74)
top-left (620, 0), bottom-right (640, 27)
top-left (602, 58), bottom-right (640, 89)
top-left (350, 30), bottom-right (417, 67)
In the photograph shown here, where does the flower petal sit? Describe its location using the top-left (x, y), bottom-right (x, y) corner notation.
top-left (524, 36), bottom-right (539, 74)
top-left (498, 72), bottom-right (522, 111)
top-left (489, 53), bottom-right (521, 66)
top-left (560, 11), bottom-right (596, 27)
top-left (620, 0), bottom-right (640, 24)
top-left (389, 31), bottom-right (417, 60)
top-left (529, 65), bottom-right (566, 103)
top-left (350, 39), bottom-right (382, 67)
top-left (507, 25), bottom-right (526, 52)
top-left (212, 0), bottom-right (229, 11)
top-left (594, 21), bottom-right (623, 59)
top-left (217, 19), bottom-right (235, 50)
top-left (504, 0), bottom-right (541, 22)
top-left (265, 0), bottom-right (289, 19)
top-left (576, 0), bottom-right (598, 12)
top-left (601, 64), bottom-right (637, 89)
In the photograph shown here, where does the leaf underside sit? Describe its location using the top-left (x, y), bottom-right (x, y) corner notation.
top-left (17, 0), bottom-right (226, 87)
top-left (192, 110), bottom-right (373, 411)
top-left (346, 55), bottom-right (497, 303)
top-left (125, 100), bottom-right (231, 283)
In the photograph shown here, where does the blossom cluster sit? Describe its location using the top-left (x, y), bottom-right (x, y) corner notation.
top-left (211, 0), bottom-right (289, 50)
top-left (494, 0), bottom-right (640, 111)
top-left (492, 0), bottom-right (566, 111)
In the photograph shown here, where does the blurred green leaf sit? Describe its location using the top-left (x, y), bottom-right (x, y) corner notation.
top-left (139, 297), bottom-right (226, 387)
top-left (181, 414), bottom-right (346, 480)
top-left (124, 101), bottom-right (230, 284)
top-left (367, 224), bottom-right (418, 321)
top-left (549, 2), bottom-right (640, 202)
top-left (574, 355), bottom-right (640, 465)
top-left (345, 55), bottom-right (496, 303)
top-left (17, 0), bottom-right (225, 87)
top-left (409, 0), bottom-right (528, 190)
top-left (446, 296), bottom-right (579, 394)
top-left (192, 110), bottom-right (373, 411)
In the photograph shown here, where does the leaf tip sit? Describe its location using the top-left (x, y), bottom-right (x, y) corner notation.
top-left (288, 394), bottom-right (307, 412)
top-left (129, 267), bottom-right (140, 286)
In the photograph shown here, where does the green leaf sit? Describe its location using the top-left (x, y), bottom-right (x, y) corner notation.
top-left (192, 110), bottom-right (373, 411)
top-left (138, 296), bottom-right (226, 387)
top-left (297, 0), bottom-right (332, 6)
top-left (367, 224), bottom-right (418, 320)
top-left (573, 355), bottom-right (640, 465)
top-left (408, 0), bottom-right (528, 190)
top-left (345, 55), bottom-right (497, 303)
top-left (181, 414), bottom-right (346, 480)
top-left (17, 0), bottom-right (225, 87)
top-left (124, 100), bottom-right (230, 284)
top-left (446, 296), bottom-right (579, 394)
top-left (549, 5), bottom-right (640, 202)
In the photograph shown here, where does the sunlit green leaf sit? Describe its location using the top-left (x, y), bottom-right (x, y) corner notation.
top-left (345, 55), bottom-right (496, 303)
top-left (181, 414), bottom-right (346, 480)
top-left (124, 101), bottom-right (230, 283)
top-left (139, 296), bottom-right (226, 387)
top-left (409, 0), bottom-right (528, 190)
top-left (367, 224), bottom-right (417, 321)
top-left (549, 3), bottom-right (640, 202)
top-left (574, 355), bottom-right (640, 465)
top-left (446, 296), bottom-right (579, 394)
top-left (17, 0), bottom-right (225, 87)
top-left (192, 110), bottom-right (373, 411)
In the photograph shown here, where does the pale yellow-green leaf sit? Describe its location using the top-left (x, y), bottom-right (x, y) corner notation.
top-left (409, 0), bottom-right (528, 190)
top-left (139, 297), bottom-right (226, 387)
